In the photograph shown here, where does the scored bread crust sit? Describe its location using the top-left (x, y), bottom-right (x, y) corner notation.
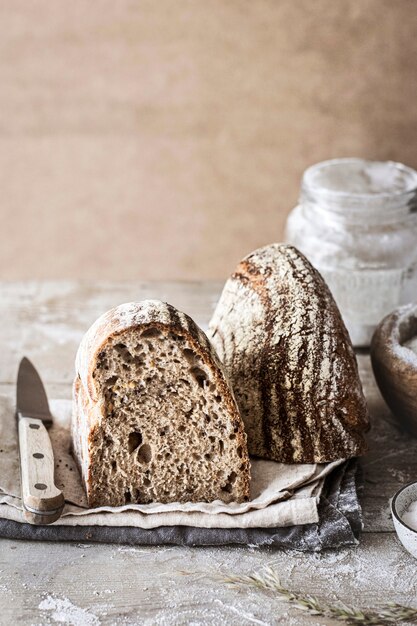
top-left (72, 300), bottom-right (250, 506)
top-left (209, 244), bottom-right (370, 464)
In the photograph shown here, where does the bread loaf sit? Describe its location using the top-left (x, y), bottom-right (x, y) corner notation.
top-left (72, 300), bottom-right (250, 507)
top-left (209, 244), bottom-right (369, 463)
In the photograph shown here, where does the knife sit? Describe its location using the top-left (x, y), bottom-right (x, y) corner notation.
top-left (16, 357), bottom-right (65, 524)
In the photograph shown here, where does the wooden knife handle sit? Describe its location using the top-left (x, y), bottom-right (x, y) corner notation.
top-left (18, 417), bottom-right (65, 525)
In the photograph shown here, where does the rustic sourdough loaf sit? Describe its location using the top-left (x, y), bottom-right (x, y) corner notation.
top-left (72, 300), bottom-right (250, 507)
top-left (209, 244), bottom-right (369, 464)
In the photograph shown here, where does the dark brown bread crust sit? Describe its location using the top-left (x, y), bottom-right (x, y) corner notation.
top-left (209, 244), bottom-right (370, 464)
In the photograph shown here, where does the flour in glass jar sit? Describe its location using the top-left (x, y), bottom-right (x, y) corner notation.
top-left (285, 158), bottom-right (417, 347)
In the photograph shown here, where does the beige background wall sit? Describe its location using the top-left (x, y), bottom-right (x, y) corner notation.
top-left (1, 1), bottom-right (417, 280)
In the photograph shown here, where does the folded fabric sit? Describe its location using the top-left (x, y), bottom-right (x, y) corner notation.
top-left (0, 396), bottom-right (363, 549)
top-left (0, 460), bottom-right (362, 550)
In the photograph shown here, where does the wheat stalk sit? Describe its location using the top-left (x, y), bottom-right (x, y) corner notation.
top-left (220, 567), bottom-right (417, 625)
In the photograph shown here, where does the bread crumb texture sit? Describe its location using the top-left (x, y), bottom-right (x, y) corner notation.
top-left (72, 300), bottom-right (250, 507)
top-left (209, 243), bottom-right (370, 464)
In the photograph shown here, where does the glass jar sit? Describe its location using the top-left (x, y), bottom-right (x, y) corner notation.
top-left (285, 158), bottom-right (417, 347)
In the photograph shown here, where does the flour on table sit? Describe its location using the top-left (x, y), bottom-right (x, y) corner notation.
top-left (38, 596), bottom-right (100, 626)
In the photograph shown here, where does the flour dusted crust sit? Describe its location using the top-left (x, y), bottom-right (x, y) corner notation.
top-left (76, 300), bottom-right (233, 402)
top-left (72, 300), bottom-right (250, 507)
top-left (209, 244), bottom-right (370, 463)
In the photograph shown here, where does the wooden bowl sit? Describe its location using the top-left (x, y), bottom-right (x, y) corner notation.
top-left (371, 303), bottom-right (417, 436)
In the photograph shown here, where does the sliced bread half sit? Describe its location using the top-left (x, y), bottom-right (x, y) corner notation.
top-left (72, 300), bottom-right (250, 507)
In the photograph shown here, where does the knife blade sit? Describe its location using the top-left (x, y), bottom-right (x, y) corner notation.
top-left (16, 357), bottom-right (65, 524)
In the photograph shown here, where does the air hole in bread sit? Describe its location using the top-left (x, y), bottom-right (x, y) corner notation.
top-left (237, 445), bottom-right (243, 458)
top-left (128, 431), bottom-right (143, 453)
top-left (115, 343), bottom-right (133, 362)
top-left (183, 348), bottom-right (195, 362)
top-left (219, 440), bottom-right (224, 454)
top-left (228, 471), bottom-right (237, 484)
top-left (103, 435), bottom-right (113, 446)
top-left (124, 490), bottom-right (131, 503)
top-left (137, 443), bottom-right (152, 464)
top-left (141, 328), bottom-right (162, 339)
top-left (220, 472), bottom-right (237, 494)
top-left (190, 367), bottom-right (207, 388)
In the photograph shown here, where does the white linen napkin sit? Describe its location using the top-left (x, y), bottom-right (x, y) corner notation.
top-left (0, 397), bottom-right (343, 528)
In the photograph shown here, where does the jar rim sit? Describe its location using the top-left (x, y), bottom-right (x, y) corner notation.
top-left (302, 158), bottom-right (417, 202)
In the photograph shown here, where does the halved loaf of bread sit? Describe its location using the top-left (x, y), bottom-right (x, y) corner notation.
top-left (209, 244), bottom-right (370, 464)
top-left (72, 300), bottom-right (250, 507)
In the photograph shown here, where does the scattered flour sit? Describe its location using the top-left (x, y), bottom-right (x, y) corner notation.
top-left (214, 599), bottom-right (271, 625)
top-left (38, 596), bottom-right (100, 626)
top-left (401, 500), bottom-right (417, 531)
top-left (388, 468), bottom-right (411, 484)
